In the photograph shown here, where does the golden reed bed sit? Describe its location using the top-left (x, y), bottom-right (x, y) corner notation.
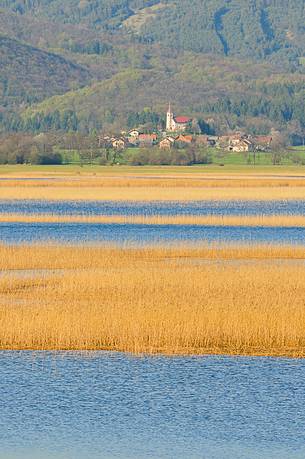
top-left (2, 171), bottom-right (305, 200)
top-left (2, 213), bottom-right (305, 227)
top-left (3, 176), bottom-right (305, 188)
top-left (3, 186), bottom-right (305, 201)
top-left (1, 243), bottom-right (305, 357)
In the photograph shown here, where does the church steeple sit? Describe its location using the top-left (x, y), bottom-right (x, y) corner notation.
top-left (166, 102), bottom-right (174, 131)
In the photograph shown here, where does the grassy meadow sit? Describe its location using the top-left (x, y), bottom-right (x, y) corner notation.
top-left (0, 243), bottom-right (305, 357)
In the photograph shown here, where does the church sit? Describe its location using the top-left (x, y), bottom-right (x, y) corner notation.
top-left (166, 103), bottom-right (192, 132)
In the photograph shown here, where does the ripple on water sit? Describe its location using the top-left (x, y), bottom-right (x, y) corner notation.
top-left (1, 199), bottom-right (305, 217)
top-left (0, 222), bottom-right (305, 245)
top-left (0, 352), bottom-right (305, 459)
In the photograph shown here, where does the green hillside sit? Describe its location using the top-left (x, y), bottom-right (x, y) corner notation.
top-left (0, 35), bottom-right (90, 106)
top-left (21, 56), bottom-right (305, 135)
top-left (0, 0), bottom-right (304, 140)
top-left (141, 0), bottom-right (305, 65)
top-left (0, 0), bottom-right (304, 65)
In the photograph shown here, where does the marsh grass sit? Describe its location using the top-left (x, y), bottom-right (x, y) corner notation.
top-left (1, 243), bottom-right (305, 356)
top-left (3, 177), bottom-right (305, 188)
top-left (1, 213), bottom-right (305, 227)
top-left (3, 186), bottom-right (305, 201)
top-left (2, 171), bottom-right (305, 200)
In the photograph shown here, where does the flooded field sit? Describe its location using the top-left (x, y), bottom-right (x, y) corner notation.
top-left (1, 352), bottom-right (305, 459)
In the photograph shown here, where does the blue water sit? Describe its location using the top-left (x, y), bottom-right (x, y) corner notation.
top-left (1, 352), bottom-right (305, 459)
top-left (0, 222), bottom-right (305, 245)
top-left (1, 199), bottom-right (305, 245)
top-left (1, 199), bottom-right (305, 217)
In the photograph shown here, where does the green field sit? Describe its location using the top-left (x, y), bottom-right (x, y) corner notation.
top-left (1, 163), bottom-right (305, 176)
top-left (54, 146), bottom-right (305, 168)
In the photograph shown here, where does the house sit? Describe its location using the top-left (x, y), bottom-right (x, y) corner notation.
top-left (128, 136), bottom-right (139, 146)
top-left (230, 139), bottom-right (254, 152)
top-left (166, 104), bottom-right (192, 132)
top-left (128, 129), bottom-right (140, 139)
top-left (219, 133), bottom-right (243, 148)
top-left (138, 133), bottom-right (158, 147)
top-left (253, 136), bottom-right (273, 151)
top-left (229, 134), bottom-right (245, 146)
top-left (195, 135), bottom-right (219, 147)
top-left (176, 134), bottom-right (193, 144)
top-left (112, 138), bottom-right (127, 150)
top-left (159, 137), bottom-right (175, 150)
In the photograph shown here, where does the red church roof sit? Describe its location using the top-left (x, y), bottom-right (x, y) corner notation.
top-left (174, 116), bottom-right (191, 124)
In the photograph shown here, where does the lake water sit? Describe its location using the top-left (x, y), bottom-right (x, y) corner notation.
top-left (0, 200), bottom-right (305, 245)
top-left (1, 352), bottom-right (305, 459)
top-left (0, 199), bottom-right (305, 216)
top-left (1, 222), bottom-right (305, 245)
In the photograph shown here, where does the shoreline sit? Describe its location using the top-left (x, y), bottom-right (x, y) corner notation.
top-left (0, 345), bottom-right (304, 359)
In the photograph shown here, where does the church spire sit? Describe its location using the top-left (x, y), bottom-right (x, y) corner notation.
top-left (166, 102), bottom-right (174, 131)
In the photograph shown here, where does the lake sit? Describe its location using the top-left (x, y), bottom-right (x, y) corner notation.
top-left (0, 199), bottom-right (305, 216)
top-left (1, 352), bottom-right (305, 459)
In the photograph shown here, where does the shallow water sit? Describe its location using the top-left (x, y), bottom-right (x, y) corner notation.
top-left (1, 200), bottom-right (305, 245)
top-left (0, 222), bottom-right (305, 245)
top-left (1, 352), bottom-right (305, 459)
top-left (1, 199), bottom-right (305, 216)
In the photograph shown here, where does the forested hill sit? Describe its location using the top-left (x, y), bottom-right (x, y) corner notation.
top-left (140, 0), bottom-right (305, 65)
top-left (0, 0), bottom-right (304, 138)
top-left (0, 36), bottom-right (90, 105)
top-left (0, 0), bottom-right (304, 64)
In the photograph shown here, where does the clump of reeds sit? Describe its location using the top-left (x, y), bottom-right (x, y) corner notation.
top-left (0, 243), bottom-right (305, 356)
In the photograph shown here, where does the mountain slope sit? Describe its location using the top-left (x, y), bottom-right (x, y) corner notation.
top-left (0, 0), bottom-right (303, 65)
top-left (21, 56), bottom-right (305, 134)
top-left (0, 1), bottom-right (304, 137)
top-left (0, 36), bottom-right (91, 106)
top-left (140, 0), bottom-right (305, 65)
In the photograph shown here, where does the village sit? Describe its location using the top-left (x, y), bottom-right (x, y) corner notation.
top-left (99, 104), bottom-right (273, 154)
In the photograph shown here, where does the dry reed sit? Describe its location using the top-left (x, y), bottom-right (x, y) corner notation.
top-left (2, 171), bottom-right (305, 201)
top-left (1, 213), bottom-right (305, 227)
top-left (3, 186), bottom-right (305, 201)
top-left (3, 176), bottom-right (305, 188)
top-left (1, 243), bottom-right (305, 357)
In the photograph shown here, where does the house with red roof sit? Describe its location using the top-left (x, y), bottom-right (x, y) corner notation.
top-left (138, 133), bottom-right (158, 147)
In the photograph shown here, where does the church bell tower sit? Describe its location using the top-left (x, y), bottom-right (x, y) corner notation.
top-left (166, 103), bottom-right (174, 131)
